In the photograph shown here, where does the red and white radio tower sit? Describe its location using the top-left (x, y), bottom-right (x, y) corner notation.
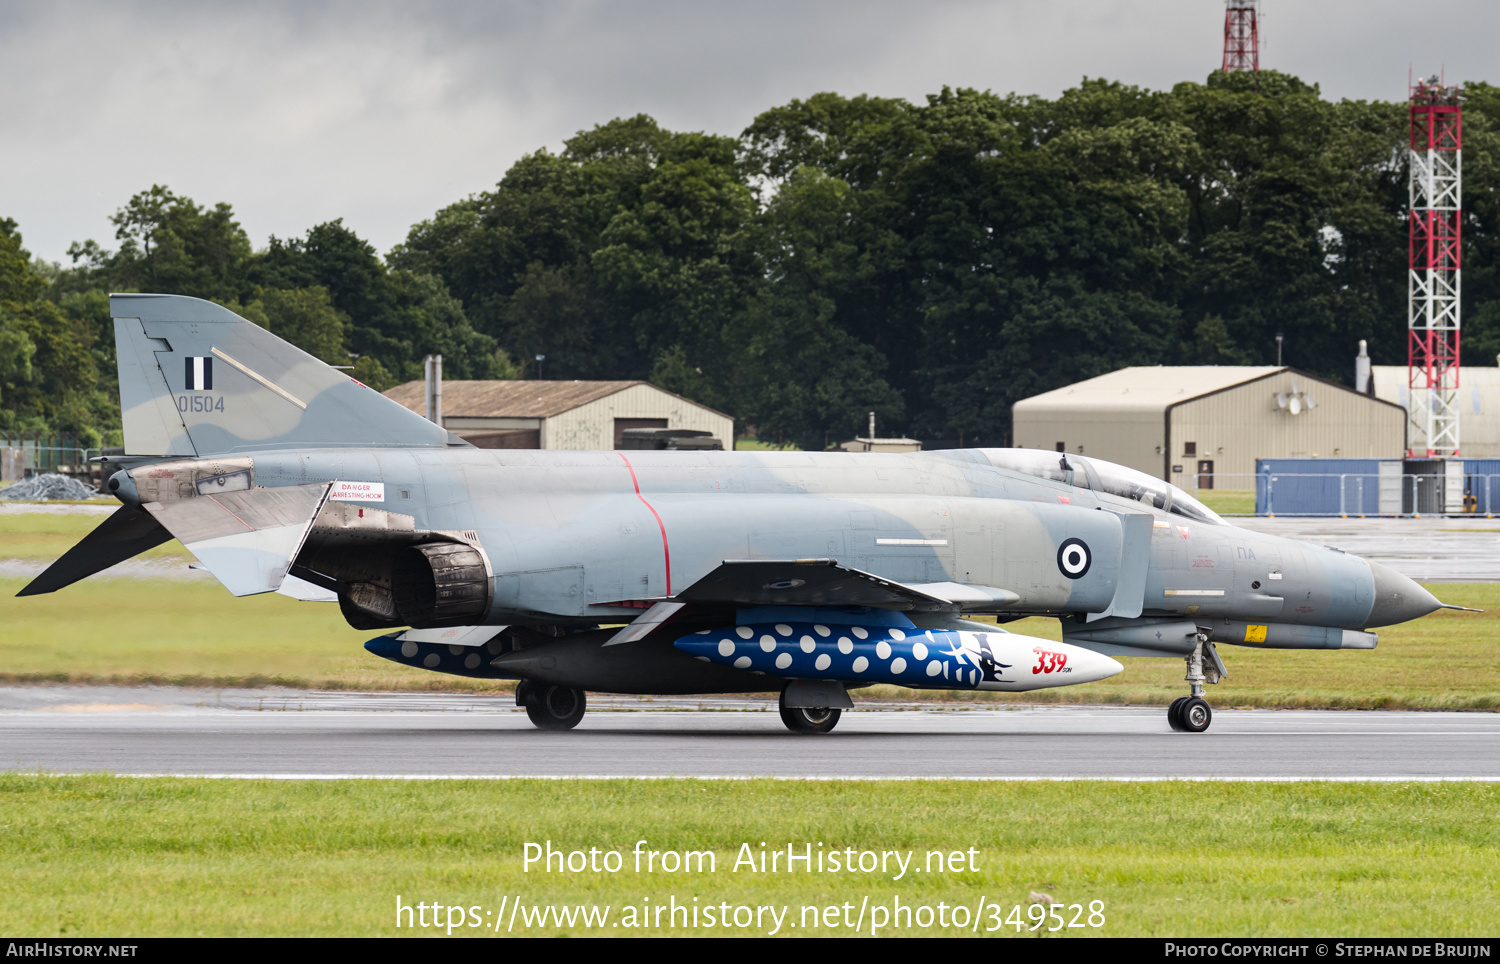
top-left (1222, 1), bottom-right (1260, 72)
top-left (1408, 75), bottom-right (1463, 457)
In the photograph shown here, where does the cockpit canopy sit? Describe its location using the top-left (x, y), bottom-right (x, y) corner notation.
top-left (982, 449), bottom-right (1225, 525)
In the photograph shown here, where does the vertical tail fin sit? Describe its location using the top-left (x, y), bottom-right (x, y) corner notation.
top-left (112, 293), bottom-right (455, 455)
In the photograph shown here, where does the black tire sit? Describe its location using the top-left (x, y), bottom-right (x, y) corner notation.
top-left (524, 685), bottom-right (586, 731)
top-left (1179, 697), bottom-right (1212, 733)
top-left (1167, 696), bottom-right (1188, 731)
top-left (779, 703), bottom-right (841, 734)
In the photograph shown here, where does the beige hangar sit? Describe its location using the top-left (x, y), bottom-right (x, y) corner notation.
top-left (384, 380), bottom-right (734, 451)
top-left (1012, 366), bottom-right (1406, 489)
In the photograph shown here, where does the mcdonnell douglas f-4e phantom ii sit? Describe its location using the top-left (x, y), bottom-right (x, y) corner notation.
top-left (21, 294), bottom-right (1467, 733)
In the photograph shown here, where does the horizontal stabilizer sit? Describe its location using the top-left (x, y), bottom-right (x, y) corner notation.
top-left (145, 484), bottom-right (329, 596)
top-left (16, 504), bottom-right (174, 596)
top-left (675, 559), bottom-right (994, 612)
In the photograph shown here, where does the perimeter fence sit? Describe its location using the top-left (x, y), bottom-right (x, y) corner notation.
top-left (1185, 471), bottom-right (1500, 517)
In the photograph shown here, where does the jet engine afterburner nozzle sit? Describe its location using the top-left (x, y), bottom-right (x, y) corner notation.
top-left (1364, 560), bottom-right (1442, 628)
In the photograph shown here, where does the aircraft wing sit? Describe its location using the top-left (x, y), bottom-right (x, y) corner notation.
top-left (674, 559), bottom-right (1020, 613)
top-left (143, 483), bottom-right (331, 596)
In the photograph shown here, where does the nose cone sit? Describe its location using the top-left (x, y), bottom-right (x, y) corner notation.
top-left (1365, 560), bottom-right (1442, 627)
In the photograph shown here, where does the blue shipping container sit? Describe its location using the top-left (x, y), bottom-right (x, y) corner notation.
top-left (1463, 459), bottom-right (1500, 514)
top-left (1254, 458), bottom-right (1390, 515)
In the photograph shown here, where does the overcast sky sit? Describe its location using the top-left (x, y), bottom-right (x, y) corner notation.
top-left (4, 0), bottom-right (1497, 265)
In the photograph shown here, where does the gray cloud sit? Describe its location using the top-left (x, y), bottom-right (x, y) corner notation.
top-left (3, 0), bottom-right (1496, 263)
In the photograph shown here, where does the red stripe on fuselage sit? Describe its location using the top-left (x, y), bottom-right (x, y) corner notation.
top-left (617, 452), bottom-right (671, 595)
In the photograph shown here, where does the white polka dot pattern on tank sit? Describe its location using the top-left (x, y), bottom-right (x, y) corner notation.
top-left (926, 660), bottom-right (942, 677)
top-left (815, 654), bottom-right (831, 670)
top-left (890, 657), bottom-right (907, 674)
top-left (852, 627), bottom-right (869, 639)
top-left (734, 656), bottom-right (752, 669)
top-left (814, 624), bottom-right (830, 636)
top-left (837, 637), bottom-right (853, 654)
top-left (852, 656), bottom-right (869, 673)
top-left (464, 653), bottom-right (481, 669)
top-left (423, 653), bottom-right (441, 668)
top-left (448, 644), bottom-right (465, 656)
top-left (737, 626), bottom-right (754, 639)
top-left (890, 628), bottom-right (906, 641)
top-left (876, 641), bottom-right (892, 659)
top-left (718, 639), bottom-right (736, 657)
top-left (760, 635), bottom-right (777, 652)
top-left (800, 635), bottom-right (816, 653)
top-left (400, 641), bottom-right (418, 658)
top-left (775, 623), bottom-right (793, 636)
top-left (912, 641), bottom-right (928, 661)
top-left (775, 652), bottom-right (793, 669)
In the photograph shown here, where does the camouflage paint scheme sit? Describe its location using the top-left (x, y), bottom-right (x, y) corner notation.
top-left (22, 295), bottom-right (1450, 724)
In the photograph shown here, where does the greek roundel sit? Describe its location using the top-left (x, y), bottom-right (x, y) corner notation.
top-left (1057, 538), bottom-right (1091, 579)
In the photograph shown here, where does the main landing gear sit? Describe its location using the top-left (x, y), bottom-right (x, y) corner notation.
top-left (1167, 633), bottom-right (1223, 733)
top-left (779, 688), bottom-right (842, 734)
top-left (517, 680), bottom-right (587, 730)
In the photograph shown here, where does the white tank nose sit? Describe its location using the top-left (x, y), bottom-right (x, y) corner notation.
top-left (974, 633), bottom-right (1124, 691)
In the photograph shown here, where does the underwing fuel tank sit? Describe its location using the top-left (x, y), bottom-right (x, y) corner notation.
top-left (674, 620), bottom-right (1122, 692)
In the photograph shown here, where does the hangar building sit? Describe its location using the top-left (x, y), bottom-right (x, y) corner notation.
top-left (1369, 364), bottom-right (1500, 457)
top-left (384, 380), bottom-right (734, 451)
top-left (1011, 366), bottom-right (1406, 489)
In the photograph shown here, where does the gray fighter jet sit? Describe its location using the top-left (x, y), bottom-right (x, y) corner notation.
top-left (21, 294), bottom-right (1464, 733)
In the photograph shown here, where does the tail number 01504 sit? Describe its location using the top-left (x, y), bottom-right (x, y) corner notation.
top-left (177, 395), bottom-right (225, 413)
top-left (1031, 648), bottom-right (1069, 675)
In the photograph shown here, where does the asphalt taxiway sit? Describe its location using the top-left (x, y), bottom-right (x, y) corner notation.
top-left (2, 687), bottom-right (1495, 780)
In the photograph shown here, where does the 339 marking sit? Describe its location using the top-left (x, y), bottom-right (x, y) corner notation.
top-left (1031, 649), bottom-right (1070, 675)
top-left (177, 395), bottom-right (225, 413)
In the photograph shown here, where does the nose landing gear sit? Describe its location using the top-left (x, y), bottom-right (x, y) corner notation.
top-left (1167, 633), bottom-right (1222, 733)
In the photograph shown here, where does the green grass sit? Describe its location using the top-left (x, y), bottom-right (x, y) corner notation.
top-left (6, 577), bottom-right (1497, 707)
top-left (862, 587), bottom-right (1500, 709)
top-left (1, 776), bottom-right (1496, 937)
top-left (0, 510), bottom-right (189, 560)
top-left (0, 577), bottom-right (498, 691)
top-left (3, 510), bottom-right (1498, 707)
top-left (734, 437), bottom-right (803, 451)
top-left (1195, 489), bottom-right (1256, 515)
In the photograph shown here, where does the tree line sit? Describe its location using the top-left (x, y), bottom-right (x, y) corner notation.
top-left (5, 70), bottom-right (1500, 450)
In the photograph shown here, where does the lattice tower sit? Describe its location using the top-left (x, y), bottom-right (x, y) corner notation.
top-left (1222, 1), bottom-right (1259, 72)
top-left (1408, 77), bottom-right (1463, 456)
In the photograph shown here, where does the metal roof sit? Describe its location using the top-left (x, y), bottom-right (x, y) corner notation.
top-left (1012, 366), bottom-right (1286, 414)
top-left (384, 379), bottom-right (731, 419)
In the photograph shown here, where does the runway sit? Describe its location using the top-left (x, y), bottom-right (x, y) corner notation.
top-left (1234, 515), bottom-right (1500, 582)
top-left (3, 686), bottom-right (1496, 779)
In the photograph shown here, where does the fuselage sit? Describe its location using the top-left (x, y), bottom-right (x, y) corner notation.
top-left (237, 445), bottom-right (1389, 631)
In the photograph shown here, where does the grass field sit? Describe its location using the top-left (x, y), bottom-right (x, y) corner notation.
top-left (1195, 489), bottom-right (1256, 516)
top-left (3, 510), bottom-right (1498, 707)
top-left (1, 776), bottom-right (1495, 937)
top-left (0, 509), bottom-right (187, 560)
top-left (4, 576), bottom-right (1496, 707)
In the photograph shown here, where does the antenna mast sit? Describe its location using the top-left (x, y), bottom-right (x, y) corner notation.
top-left (1408, 75), bottom-right (1463, 457)
top-left (1222, 1), bottom-right (1260, 72)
